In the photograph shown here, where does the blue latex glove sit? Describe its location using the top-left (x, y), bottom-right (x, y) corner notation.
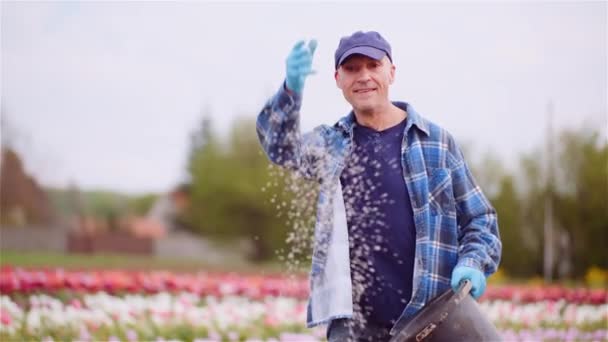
top-left (285, 39), bottom-right (317, 94)
top-left (451, 265), bottom-right (486, 299)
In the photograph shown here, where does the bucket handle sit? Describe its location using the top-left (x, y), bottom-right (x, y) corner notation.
top-left (454, 279), bottom-right (473, 302)
top-left (413, 280), bottom-right (473, 341)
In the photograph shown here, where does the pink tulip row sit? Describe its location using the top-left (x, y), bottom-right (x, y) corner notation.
top-left (1, 267), bottom-right (606, 305)
top-left (500, 328), bottom-right (608, 342)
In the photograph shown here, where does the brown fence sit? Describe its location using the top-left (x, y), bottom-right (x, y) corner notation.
top-left (1, 226), bottom-right (246, 262)
top-left (0, 225), bottom-right (66, 253)
top-left (67, 232), bottom-right (154, 255)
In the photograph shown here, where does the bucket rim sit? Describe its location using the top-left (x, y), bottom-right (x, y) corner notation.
top-left (390, 280), bottom-right (473, 342)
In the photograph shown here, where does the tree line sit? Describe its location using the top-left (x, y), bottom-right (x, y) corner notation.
top-left (181, 115), bottom-right (606, 279)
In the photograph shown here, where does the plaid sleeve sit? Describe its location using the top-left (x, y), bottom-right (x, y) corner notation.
top-left (448, 138), bottom-right (502, 276)
top-left (256, 82), bottom-right (320, 180)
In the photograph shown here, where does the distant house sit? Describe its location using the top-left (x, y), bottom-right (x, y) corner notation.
top-left (122, 216), bottom-right (166, 239)
top-left (146, 184), bottom-right (190, 233)
top-left (68, 214), bottom-right (166, 240)
top-left (0, 147), bottom-right (54, 226)
top-left (66, 184), bottom-right (190, 241)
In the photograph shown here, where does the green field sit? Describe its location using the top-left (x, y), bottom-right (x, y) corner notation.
top-left (0, 250), bottom-right (289, 274)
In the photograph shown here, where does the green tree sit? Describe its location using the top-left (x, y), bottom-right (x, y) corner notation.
top-left (553, 130), bottom-right (608, 276)
top-left (516, 153), bottom-right (547, 277)
top-left (127, 193), bottom-right (158, 216)
top-left (182, 116), bottom-right (297, 262)
top-left (514, 128), bottom-right (608, 279)
top-left (491, 175), bottom-right (539, 277)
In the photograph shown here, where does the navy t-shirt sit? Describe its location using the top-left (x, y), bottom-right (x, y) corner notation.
top-left (339, 116), bottom-right (416, 328)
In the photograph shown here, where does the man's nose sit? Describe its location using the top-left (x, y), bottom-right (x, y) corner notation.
top-left (356, 69), bottom-right (372, 83)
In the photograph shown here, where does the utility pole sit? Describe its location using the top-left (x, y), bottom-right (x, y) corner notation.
top-left (543, 102), bottom-right (554, 283)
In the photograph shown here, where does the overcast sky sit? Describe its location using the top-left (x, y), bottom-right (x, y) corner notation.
top-left (1, 1), bottom-right (606, 194)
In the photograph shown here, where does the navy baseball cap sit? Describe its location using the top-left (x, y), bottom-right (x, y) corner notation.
top-left (334, 31), bottom-right (392, 69)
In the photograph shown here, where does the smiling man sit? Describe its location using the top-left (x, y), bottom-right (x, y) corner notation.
top-left (256, 31), bottom-right (502, 341)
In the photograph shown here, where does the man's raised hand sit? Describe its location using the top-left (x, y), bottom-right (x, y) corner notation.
top-left (286, 39), bottom-right (317, 94)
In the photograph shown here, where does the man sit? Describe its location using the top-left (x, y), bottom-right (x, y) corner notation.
top-left (256, 31), bottom-right (501, 341)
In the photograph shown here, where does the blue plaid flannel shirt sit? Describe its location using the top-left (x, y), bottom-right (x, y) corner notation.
top-left (256, 84), bottom-right (501, 334)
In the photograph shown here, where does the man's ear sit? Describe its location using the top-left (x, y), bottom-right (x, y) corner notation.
top-left (389, 64), bottom-right (396, 85)
top-left (335, 70), bottom-right (343, 89)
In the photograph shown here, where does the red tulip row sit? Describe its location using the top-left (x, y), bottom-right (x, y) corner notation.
top-left (483, 285), bottom-right (607, 305)
top-left (1, 267), bottom-right (606, 304)
top-left (0, 266), bottom-right (309, 299)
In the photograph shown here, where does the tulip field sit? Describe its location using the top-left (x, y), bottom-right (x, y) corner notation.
top-left (1, 267), bottom-right (607, 341)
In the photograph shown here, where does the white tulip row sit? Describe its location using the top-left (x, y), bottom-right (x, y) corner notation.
top-left (1, 293), bottom-right (319, 340)
top-left (1, 293), bottom-right (607, 341)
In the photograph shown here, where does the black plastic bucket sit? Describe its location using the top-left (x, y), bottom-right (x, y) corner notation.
top-left (389, 281), bottom-right (501, 342)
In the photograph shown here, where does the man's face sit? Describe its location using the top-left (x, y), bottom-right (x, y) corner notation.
top-left (335, 54), bottom-right (395, 113)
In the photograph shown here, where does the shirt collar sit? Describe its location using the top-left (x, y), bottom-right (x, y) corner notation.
top-left (335, 102), bottom-right (430, 137)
